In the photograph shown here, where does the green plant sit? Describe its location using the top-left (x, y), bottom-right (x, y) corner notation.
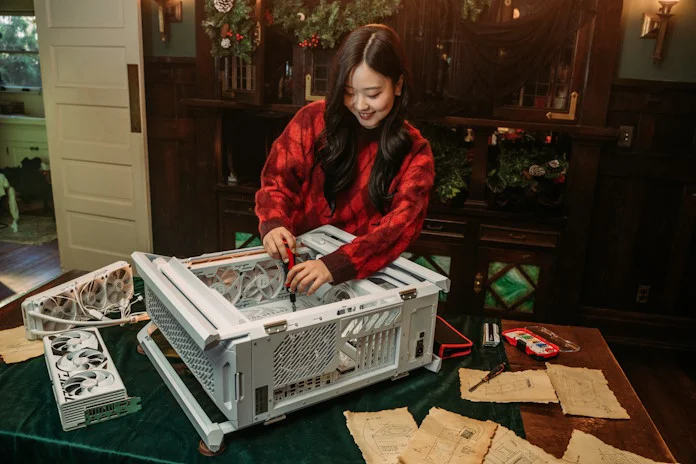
top-left (487, 144), bottom-right (568, 195)
top-left (419, 123), bottom-right (473, 204)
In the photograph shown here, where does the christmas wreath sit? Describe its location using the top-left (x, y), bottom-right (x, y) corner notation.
top-left (270, 0), bottom-right (402, 49)
top-left (202, 0), bottom-right (258, 62)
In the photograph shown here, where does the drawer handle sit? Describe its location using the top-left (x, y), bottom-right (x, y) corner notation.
top-left (30, 146), bottom-right (39, 151)
top-left (508, 232), bottom-right (527, 240)
top-left (425, 223), bottom-right (444, 231)
top-left (248, 207), bottom-right (255, 214)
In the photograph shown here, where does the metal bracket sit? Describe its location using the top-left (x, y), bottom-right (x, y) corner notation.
top-left (546, 91), bottom-right (579, 121)
top-left (305, 74), bottom-right (325, 102)
top-left (264, 320), bottom-right (287, 334)
top-left (399, 289), bottom-right (417, 301)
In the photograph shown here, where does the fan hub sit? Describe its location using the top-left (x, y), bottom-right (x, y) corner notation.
top-left (82, 378), bottom-right (98, 389)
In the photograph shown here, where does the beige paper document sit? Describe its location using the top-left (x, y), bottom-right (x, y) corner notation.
top-left (562, 430), bottom-right (674, 464)
top-left (545, 363), bottom-right (629, 419)
top-left (345, 407), bottom-right (418, 464)
top-left (484, 425), bottom-right (563, 464)
top-left (398, 407), bottom-right (497, 464)
top-left (459, 368), bottom-right (559, 403)
top-left (0, 326), bottom-right (44, 363)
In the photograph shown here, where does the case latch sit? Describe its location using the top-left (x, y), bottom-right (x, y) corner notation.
top-left (399, 289), bottom-right (417, 301)
top-left (264, 320), bottom-right (287, 334)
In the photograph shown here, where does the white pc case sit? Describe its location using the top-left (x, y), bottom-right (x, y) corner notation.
top-left (134, 225), bottom-right (449, 452)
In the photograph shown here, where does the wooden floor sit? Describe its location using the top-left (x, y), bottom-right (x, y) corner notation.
top-left (0, 240), bottom-right (694, 462)
top-left (0, 239), bottom-right (61, 304)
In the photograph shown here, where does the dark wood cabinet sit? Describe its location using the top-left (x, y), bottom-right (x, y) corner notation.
top-left (218, 187), bottom-right (261, 251)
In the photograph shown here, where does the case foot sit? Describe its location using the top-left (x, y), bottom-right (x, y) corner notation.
top-left (198, 439), bottom-right (225, 456)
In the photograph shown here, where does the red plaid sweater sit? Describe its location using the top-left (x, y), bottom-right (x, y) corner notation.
top-left (255, 101), bottom-right (435, 283)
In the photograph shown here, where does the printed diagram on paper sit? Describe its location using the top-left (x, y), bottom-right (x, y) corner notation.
top-left (459, 368), bottom-right (559, 403)
top-left (562, 430), bottom-right (674, 464)
top-left (483, 425), bottom-right (563, 464)
top-left (399, 407), bottom-right (497, 464)
top-left (545, 363), bottom-right (630, 419)
top-left (344, 408), bottom-right (418, 464)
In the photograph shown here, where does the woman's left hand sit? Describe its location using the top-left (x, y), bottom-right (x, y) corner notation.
top-left (286, 260), bottom-right (334, 296)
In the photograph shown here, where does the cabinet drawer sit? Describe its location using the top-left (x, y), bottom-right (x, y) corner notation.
top-left (420, 219), bottom-right (467, 239)
top-left (479, 225), bottom-right (558, 249)
top-left (219, 195), bottom-right (256, 216)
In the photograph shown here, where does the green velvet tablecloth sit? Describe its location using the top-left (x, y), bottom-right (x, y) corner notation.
top-left (0, 314), bottom-right (523, 463)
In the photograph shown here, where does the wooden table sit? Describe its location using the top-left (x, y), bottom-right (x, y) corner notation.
top-left (0, 278), bottom-right (677, 462)
top-left (502, 320), bottom-right (677, 462)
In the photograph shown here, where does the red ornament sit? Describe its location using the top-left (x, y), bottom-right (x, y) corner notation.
top-left (553, 175), bottom-right (566, 184)
top-left (265, 9), bottom-right (274, 25)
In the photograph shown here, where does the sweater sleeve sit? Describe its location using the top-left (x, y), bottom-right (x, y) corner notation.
top-left (255, 105), bottom-right (317, 238)
top-left (320, 141), bottom-right (435, 283)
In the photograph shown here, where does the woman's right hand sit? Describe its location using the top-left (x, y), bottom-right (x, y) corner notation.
top-left (263, 226), bottom-right (296, 263)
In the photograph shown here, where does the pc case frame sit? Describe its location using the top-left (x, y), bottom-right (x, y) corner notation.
top-left (134, 225), bottom-right (449, 452)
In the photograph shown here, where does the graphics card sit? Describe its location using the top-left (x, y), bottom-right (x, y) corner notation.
top-left (43, 327), bottom-right (141, 431)
top-left (22, 261), bottom-right (136, 340)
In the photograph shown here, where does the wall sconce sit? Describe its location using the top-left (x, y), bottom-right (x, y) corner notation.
top-left (640, 0), bottom-right (679, 63)
top-left (155, 0), bottom-right (183, 43)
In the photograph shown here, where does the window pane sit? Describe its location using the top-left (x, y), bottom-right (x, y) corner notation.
top-left (0, 53), bottom-right (41, 87)
top-left (0, 16), bottom-right (41, 87)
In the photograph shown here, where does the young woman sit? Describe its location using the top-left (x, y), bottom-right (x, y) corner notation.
top-left (255, 24), bottom-right (434, 297)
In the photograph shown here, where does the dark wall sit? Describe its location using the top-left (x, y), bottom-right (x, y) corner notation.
top-left (581, 79), bottom-right (696, 346)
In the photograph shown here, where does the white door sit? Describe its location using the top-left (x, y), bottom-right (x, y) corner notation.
top-left (34, 0), bottom-right (152, 271)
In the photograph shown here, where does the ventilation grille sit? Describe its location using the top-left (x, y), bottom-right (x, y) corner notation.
top-left (273, 372), bottom-right (338, 402)
top-left (353, 327), bottom-right (398, 373)
top-left (144, 286), bottom-right (215, 394)
top-left (341, 307), bottom-right (401, 338)
top-left (273, 323), bottom-right (337, 388)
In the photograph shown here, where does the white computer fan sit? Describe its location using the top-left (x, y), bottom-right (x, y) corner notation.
top-left (63, 370), bottom-right (116, 398)
top-left (198, 267), bottom-right (242, 304)
top-left (50, 330), bottom-right (100, 353)
top-left (57, 348), bottom-right (107, 373)
top-left (79, 277), bottom-right (107, 309)
top-left (106, 267), bottom-right (133, 305)
top-left (38, 295), bottom-right (78, 332)
top-left (240, 261), bottom-right (285, 301)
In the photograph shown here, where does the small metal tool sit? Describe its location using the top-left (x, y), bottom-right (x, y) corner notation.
top-left (283, 241), bottom-right (296, 312)
top-left (468, 363), bottom-right (506, 392)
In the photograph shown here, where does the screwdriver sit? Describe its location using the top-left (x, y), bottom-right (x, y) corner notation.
top-left (468, 363), bottom-right (506, 392)
top-left (283, 241), bottom-right (296, 312)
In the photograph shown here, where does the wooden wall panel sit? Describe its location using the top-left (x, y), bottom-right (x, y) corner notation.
top-left (144, 57), bottom-right (217, 256)
top-left (580, 79), bottom-right (696, 347)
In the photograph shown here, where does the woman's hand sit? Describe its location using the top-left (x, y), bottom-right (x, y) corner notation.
top-left (286, 260), bottom-right (334, 296)
top-left (263, 227), bottom-right (296, 262)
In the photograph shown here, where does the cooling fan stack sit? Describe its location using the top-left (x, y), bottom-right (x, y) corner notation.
top-left (22, 261), bottom-right (135, 340)
top-left (43, 328), bottom-right (141, 431)
top-left (194, 260), bottom-right (287, 308)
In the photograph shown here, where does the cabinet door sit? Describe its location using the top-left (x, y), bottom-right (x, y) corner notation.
top-left (218, 193), bottom-right (261, 250)
top-left (474, 247), bottom-right (554, 321)
top-left (0, 142), bottom-right (11, 169)
top-left (8, 141), bottom-right (50, 167)
top-left (402, 218), bottom-right (468, 316)
top-left (292, 47), bottom-right (334, 105)
top-left (492, 7), bottom-right (592, 123)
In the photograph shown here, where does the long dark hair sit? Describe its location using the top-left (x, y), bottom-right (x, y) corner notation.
top-left (314, 24), bottom-right (413, 215)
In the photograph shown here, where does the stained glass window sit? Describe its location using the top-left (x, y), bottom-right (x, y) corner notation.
top-left (235, 232), bottom-right (262, 249)
top-left (484, 261), bottom-right (540, 313)
top-left (401, 252), bottom-right (451, 302)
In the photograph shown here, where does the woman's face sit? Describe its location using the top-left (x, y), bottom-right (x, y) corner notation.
top-left (344, 62), bottom-right (403, 129)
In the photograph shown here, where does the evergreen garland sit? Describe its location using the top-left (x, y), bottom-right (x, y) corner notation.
top-left (271, 0), bottom-right (401, 49)
top-left (202, 0), bottom-right (257, 62)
